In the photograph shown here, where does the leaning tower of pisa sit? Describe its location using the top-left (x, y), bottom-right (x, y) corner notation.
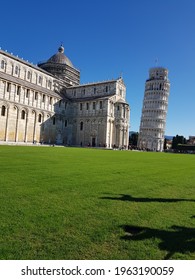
top-left (138, 67), bottom-right (170, 151)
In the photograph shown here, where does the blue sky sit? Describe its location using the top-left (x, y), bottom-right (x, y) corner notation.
top-left (1, 0), bottom-right (195, 137)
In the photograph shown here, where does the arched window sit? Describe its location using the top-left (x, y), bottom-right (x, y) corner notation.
top-left (38, 76), bottom-right (42, 84)
top-left (38, 114), bottom-right (42, 123)
top-left (53, 117), bottom-right (55, 125)
top-left (27, 71), bottom-right (31, 80)
top-left (1, 60), bottom-right (5, 69)
top-left (80, 121), bottom-right (83, 131)
top-left (21, 110), bottom-right (26, 120)
top-left (15, 66), bottom-right (19, 75)
top-left (1, 105), bottom-right (6, 116)
top-left (48, 80), bottom-right (52, 89)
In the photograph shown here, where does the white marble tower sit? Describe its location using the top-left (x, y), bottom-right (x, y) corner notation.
top-left (138, 67), bottom-right (170, 151)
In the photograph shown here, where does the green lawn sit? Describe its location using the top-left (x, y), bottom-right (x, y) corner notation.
top-left (0, 145), bottom-right (195, 260)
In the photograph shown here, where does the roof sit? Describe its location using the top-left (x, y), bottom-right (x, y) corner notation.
top-left (116, 98), bottom-right (129, 105)
top-left (47, 45), bottom-right (73, 67)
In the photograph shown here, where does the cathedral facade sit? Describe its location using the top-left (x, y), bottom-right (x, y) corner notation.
top-left (0, 46), bottom-right (130, 148)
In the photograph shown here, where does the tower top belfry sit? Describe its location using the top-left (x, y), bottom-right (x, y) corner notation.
top-left (148, 67), bottom-right (169, 81)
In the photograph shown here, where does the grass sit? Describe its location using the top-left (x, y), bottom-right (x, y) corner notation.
top-left (0, 145), bottom-right (195, 260)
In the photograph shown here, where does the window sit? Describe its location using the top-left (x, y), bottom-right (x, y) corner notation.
top-left (100, 101), bottom-right (103, 109)
top-left (49, 97), bottom-right (52, 105)
top-left (53, 117), bottom-right (55, 125)
top-left (17, 86), bottom-right (21, 95)
top-left (35, 92), bottom-right (38, 100)
top-left (27, 71), bottom-right (31, 80)
top-left (38, 76), bottom-right (42, 84)
top-left (38, 114), bottom-right (42, 123)
top-left (80, 121), bottom-right (83, 131)
top-left (26, 89), bottom-right (30, 98)
top-left (1, 60), bottom-right (5, 69)
top-left (42, 94), bottom-right (45, 103)
top-left (21, 110), bottom-right (25, 120)
top-left (123, 106), bottom-right (126, 118)
top-left (93, 102), bottom-right (96, 110)
top-left (65, 120), bottom-right (67, 127)
top-left (94, 87), bottom-right (96, 94)
top-left (1, 105), bottom-right (6, 116)
top-left (86, 103), bottom-right (89, 110)
top-left (48, 80), bottom-right (52, 89)
top-left (80, 103), bottom-right (82, 110)
top-left (7, 83), bottom-right (11, 92)
top-left (15, 66), bottom-right (19, 75)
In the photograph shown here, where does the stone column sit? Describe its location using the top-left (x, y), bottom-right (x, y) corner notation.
top-left (15, 107), bottom-right (19, 142)
top-left (32, 111), bottom-right (37, 143)
top-left (24, 112), bottom-right (28, 142)
top-left (5, 106), bottom-right (9, 141)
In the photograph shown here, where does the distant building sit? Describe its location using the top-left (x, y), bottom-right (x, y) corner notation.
top-left (188, 136), bottom-right (195, 145)
top-left (138, 67), bottom-right (170, 151)
top-left (0, 45), bottom-right (130, 148)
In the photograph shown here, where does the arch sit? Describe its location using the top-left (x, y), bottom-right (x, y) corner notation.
top-left (32, 109), bottom-right (37, 116)
top-left (19, 107), bottom-right (28, 120)
top-left (13, 104), bottom-right (19, 112)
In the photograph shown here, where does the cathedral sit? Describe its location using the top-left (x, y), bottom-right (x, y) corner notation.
top-left (0, 45), bottom-right (130, 148)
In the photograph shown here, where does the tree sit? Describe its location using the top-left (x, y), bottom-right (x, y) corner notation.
top-left (129, 132), bottom-right (139, 147)
top-left (164, 138), bottom-right (167, 150)
top-left (172, 135), bottom-right (187, 149)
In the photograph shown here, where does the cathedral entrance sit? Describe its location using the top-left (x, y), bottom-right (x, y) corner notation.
top-left (92, 137), bottom-right (96, 147)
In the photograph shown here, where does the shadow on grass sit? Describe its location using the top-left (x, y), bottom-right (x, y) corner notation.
top-left (101, 194), bottom-right (195, 203)
top-left (120, 224), bottom-right (195, 259)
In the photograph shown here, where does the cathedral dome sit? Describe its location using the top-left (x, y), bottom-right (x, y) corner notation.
top-left (47, 45), bottom-right (73, 67)
top-left (38, 44), bottom-right (80, 86)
